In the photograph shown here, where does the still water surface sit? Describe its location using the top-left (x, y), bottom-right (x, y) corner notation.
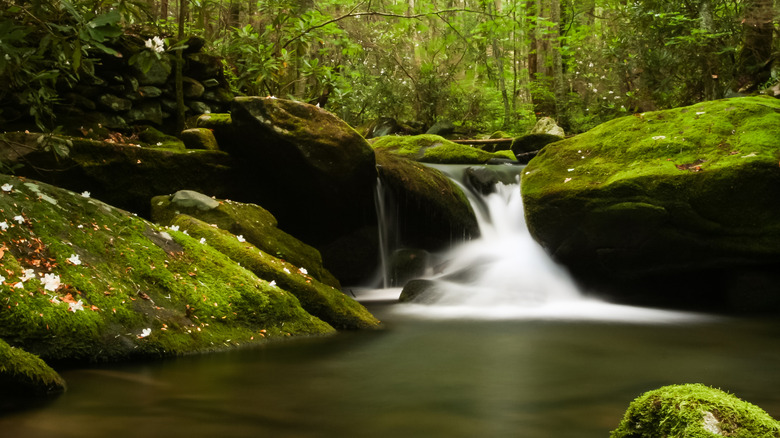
top-left (2, 302), bottom-right (780, 438)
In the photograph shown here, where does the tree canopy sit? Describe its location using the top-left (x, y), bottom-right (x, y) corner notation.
top-left (0, 0), bottom-right (777, 134)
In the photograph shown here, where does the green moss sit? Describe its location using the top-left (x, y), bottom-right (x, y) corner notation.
top-left (167, 214), bottom-right (380, 330)
top-left (372, 134), bottom-right (516, 164)
top-left (0, 174), bottom-right (334, 364)
top-left (0, 338), bottom-right (66, 398)
top-left (137, 126), bottom-right (185, 151)
top-left (151, 193), bottom-right (339, 288)
top-left (611, 384), bottom-right (780, 438)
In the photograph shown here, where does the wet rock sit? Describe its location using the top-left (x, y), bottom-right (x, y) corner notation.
top-left (399, 279), bottom-right (443, 303)
top-left (389, 248), bottom-right (430, 287)
top-left (425, 120), bottom-right (455, 137)
top-left (183, 77), bottom-right (205, 99)
top-left (521, 96), bottom-right (780, 311)
top-left (137, 86), bottom-right (163, 99)
top-left (0, 339), bottom-right (66, 411)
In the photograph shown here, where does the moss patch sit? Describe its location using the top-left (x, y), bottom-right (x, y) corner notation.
top-left (0, 338), bottom-right (66, 408)
top-left (0, 174), bottom-right (334, 366)
top-left (168, 214), bottom-right (379, 330)
top-left (611, 384), bottom-right (780, 438)
top-left (372, 134), bottom-right (517, 164)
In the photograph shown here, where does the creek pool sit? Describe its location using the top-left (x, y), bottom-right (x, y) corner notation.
top-left (2, 298), bottom-right (779, 438)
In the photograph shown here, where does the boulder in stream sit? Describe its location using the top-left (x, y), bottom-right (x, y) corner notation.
top-left (521, 96), bottom-right (780, 311)
top-left (371, 134), bottom-right (517, 164)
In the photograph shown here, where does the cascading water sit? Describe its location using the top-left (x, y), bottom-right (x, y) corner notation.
top-left (365, 164), bottom-right (710, 323)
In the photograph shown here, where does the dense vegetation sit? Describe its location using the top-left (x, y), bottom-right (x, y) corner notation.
top-left (0, 0), bottom-right (777, 135)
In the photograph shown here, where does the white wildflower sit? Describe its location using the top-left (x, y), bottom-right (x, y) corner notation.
top-left (77, 224), bottom-right (84, 229)
top-left (564, 177), bottom-right (572, 183)
top-left (283, 268), bottom-right (291, 274)
top-left (3, 54), bottom-right (9, 61)
top-left (269, 280), bottom-right (276, 287)
top-left (169, 225), bottom-right (180, 231)
top-left (144, 36), bottom-right (165, 54)
top-left (0, 275), bottom-right (4, 283)
top-left (20, 269), bottom-right (35, 282)
top-left (50, 295), bottom-right (61, 304)
top-left (69, 300), bottom-right (84, 312)
top-left (139, 328), bottom-right (152, 338)
top-left (696, 111), bottom-right (706, 115)
top-left (299, 267), bottom-right (308, 275)
top-left (0, 221), bottom-right (7, 231)
top-left (236, 235), bottom-right (246, 242)
top-left (567, 168), bottom-right (575, 172)
top-left (182, 230), bottom-right (189, 235)
top-left (13, 215), bottom-right (24, 224)
top-left (41, 273), bottom-right (61, 291)
top-left (67, 254), bottom-right (82, 265)
top-left (652, 135), bottom-right (666, 141)
top-left (1, 183), bottom-right (13, 192)
top-left (13, 282), bottom-right (23, 289)
top-left (156, 142), bottom-right (163, 146)
top-left (199, 237), bottom-right (206, 244)
top-left (81, 191), bottom-right (91, 198)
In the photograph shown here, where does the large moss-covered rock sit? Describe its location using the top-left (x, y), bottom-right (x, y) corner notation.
top-left (228, 97), bottom-right (378, 248)
top-left (0, 339), bottom-right (66, 410)
top-left (611, 384), bottom-right (780, 438)
top-left (0, 174), bottom-right (334, 367)
top-left (372, 134), bottom-right (516, 164)
top-left (151, 190), bottom-right (339, 288)
top-left (167, 215), bottom-right (379, 330)
top-left (521, 96), bottom-right (780, 310)
top-left (0, 132), bottom-right (235, 217)
top-left (375, 149), bottom-right (479, 250)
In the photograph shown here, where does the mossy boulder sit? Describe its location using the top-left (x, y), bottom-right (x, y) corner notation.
top-left (371, 134), bottom-right (517, 164)
top-left (179, 128), bottom-right (219, 151)
top-left (511, 133), bottom-right (562, 155)
top-left (521, 96), bottom-right (780, 310)
top-left (0, 132), bottom-right (235, 217)
top-left (611, 384), bottom-right (780, 437)
top-left (375, 149), bottom-right (479, 251)
top-left (227, 97), bottom-right (378, 248)
top-left (0, 338), bottom-right (66, 411)
top-left (150, 190), bottom-right (339, 288)
top-left (167, 214), bottom-right (379, 330)
top-left (0, 174), bottom-right (334, 368)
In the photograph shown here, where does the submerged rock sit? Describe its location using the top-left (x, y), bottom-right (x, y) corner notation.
top-left (521, 96), bottom-right (780, 311)
top-left (0, 174), bottom-right (335, 367)
top-left (371, 134), bottom-right (516, 164)
top-left (611, 384), bottom-right (780, 437)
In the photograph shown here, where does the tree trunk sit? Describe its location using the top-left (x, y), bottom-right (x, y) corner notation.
top-left (175, 0), bottom-right (187, 133)
top-left (737, 0), bottom-right (775, 91)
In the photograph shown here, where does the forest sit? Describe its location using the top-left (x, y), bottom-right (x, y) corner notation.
top-left (0, 0), bottom-right (777, 136)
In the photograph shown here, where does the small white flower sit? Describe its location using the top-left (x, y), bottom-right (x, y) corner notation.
top-left (169, 225), bottom-right (180, 231)
top-left (13, 215), bottom-right (24, 224)
top-left (696, 111), bottom-right (706, 115)
top-left (67, 254), bottom-right (82, 265)
top-left (182, 230), bottom-right (189, 235)
top-left (139, 328), bottom-right (152, 338)
top-left (283, 268), bottom-right (291, 274)
top-left (1, 183), bottom-right (13, 192)
top-left (269, 280), bottom-right (277, 287)
top-left (50, 295), bottom-right (61, 304)
top-left (156, 142), bottom-right (163, 146)
top-left (236, 235), bottom-right (246, 242)
top-left (81, 191), bottom-right (90, 198)
top-left (567, 168), bottom-right (575, 172)
top-left (13, 282), bottom-right (23, 289)
top-left (564, 177), bottom-right (573, 183)
top-left (41, 273), bottom-right (61, 291)
top-left (20, 269), bottom-right (35, 282)
top-left (199, 237), bottom-right (206, 244)
top-left (652, 135), bottom-right (666, 141)
top-left (69, 300), bottom-right (84, 312)
top-left (3, 54), bottom-right (10, 61)
top-left (144, 36), bottom-right (165, 53)
top-left (77, 224), bottom-right (84, 229)
top-left (299, 267), bottom-right (308, 275)
top-left (0, 221), bottom-right (7, 231)
top-left (0, 275), bottom-right (5, 283)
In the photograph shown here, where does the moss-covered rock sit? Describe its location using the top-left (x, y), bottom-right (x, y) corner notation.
top-left (521, 96), bottom-right (780, 310)
top-left (137, 126), bottom-right (186, 151)
top-left (375, 149), bottom-right (479, 251)
top-left (0, 338), bottom-right (66, 410)
top-left (611, 384), bottom-right (780, 438)
top-left (180, 128), bottom-right (219, 151)
top-left (228, 97), bottom-right (378, 249)
top-left (0, 174), bottom-right (334, 367)
top-left (167, 214), bottom-right (379, 330)
top-left (151, 190), bottom-right (339, 288)
top-left (372, 134), bottom-right (517, 164)
top-left (0, 131), bottom-right (235, 217)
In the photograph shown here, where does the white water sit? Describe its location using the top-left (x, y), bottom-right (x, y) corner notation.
top-left (361, 165), bottom-right (712, 324)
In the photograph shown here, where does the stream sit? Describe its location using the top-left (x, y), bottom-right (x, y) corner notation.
top-left (2, 164), bottom-right (779, 437)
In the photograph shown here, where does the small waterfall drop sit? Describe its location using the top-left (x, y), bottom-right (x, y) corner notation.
top-left (377, 164), bottom-right (710, 323)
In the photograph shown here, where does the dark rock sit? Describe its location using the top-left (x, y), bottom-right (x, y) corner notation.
top-left (364, 117), bottom-right (404, 138)
top-left (202, 78), bottom-right (220, 88)
top-left (126, 101), bottom-right (163, 125)
top-left (134, 54), bottom-right (173, 85)
top-left (188, 101), bottom-right (211, 115)
top-left (183, 77), bottom-right (205, 99)
top-left (65, 93), bottom-right (97, 111)
top-left (463, 166), bottom-right (519, 195)
top-left (186, 53), bottom-right (223, 80)
top-left (511, 133), bottom-right (562, 155)
top-left (399, 279), bottom-right (443, 303)
top-left (425, 120), bottom-right (456, 137)
top-left (138, 86), bottom-right (163, 98)
top-left (203, 87), bottom-right (234, 103)
top-left (98, 94), bottom-right (132, 112)
top-left (389, 248), bottom-right (430, 287)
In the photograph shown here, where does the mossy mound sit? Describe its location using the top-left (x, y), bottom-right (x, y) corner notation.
top-left (167, 215), bottom-right (379, 330)
top-left (151, 190), bottom-right (339, 288)
top-left (611, 384), bottom-right (780, 438)
top-left (521, 96), bottom-right (780, 310)
top-left (0, 174), bottom-right (334, 366)
top-left (372, 134), bottom-right (516, 164)
top-left (375, 149), bottom-right (479, 250)
top-left (0, 132), bottom-right (235, 217)
top-left (0, 338), bottom-right (66, 410)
